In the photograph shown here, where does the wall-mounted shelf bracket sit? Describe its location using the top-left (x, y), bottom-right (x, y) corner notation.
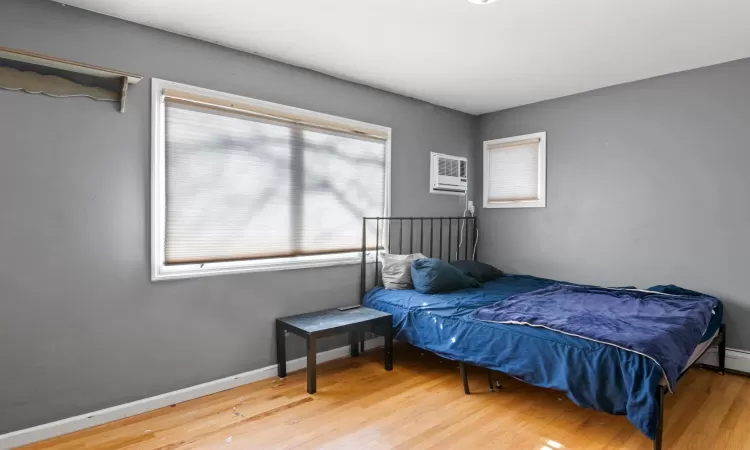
top-left (0, 46), bottom-right (143, 113)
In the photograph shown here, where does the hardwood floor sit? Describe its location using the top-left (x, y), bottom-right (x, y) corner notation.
top-left (22, 345), bottom-right (750, 450)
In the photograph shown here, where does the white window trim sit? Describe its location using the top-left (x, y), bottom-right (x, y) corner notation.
top-left (150, 78), bottom-right (391, 281)
top-left (482, 131), bottom-right (547, 209)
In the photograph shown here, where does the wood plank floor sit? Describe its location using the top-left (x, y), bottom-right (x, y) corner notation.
top-left (22, 345), bottom-right (750, 450)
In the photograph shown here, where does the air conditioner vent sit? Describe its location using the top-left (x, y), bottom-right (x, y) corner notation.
top-left (438, 158), bottom-right (460, 178)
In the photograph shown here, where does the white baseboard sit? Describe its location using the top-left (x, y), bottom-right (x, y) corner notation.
top-left (698, 346), bottom-right (750, 374)
top-left (0, 338), bottom-right (384, 450)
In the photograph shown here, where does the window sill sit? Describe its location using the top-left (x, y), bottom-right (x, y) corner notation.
top-left (151, 253), bottom-right (375, 281)
top-left (483, 199), bottom-right (546, 209)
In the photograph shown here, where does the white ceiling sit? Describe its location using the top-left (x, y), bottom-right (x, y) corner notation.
top-left (55, 0), bottom-right (750, 115)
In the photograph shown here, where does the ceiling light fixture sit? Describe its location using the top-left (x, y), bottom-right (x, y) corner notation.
top-left (468, 0), bottom-right (498, 4)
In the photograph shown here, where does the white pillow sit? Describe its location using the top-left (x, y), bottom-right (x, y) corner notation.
top-left (381, 253), bottom-right (426, 290)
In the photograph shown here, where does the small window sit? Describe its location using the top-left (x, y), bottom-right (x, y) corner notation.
top-left (483, 132), bottom-right (546, 209)
top-left (151, 79), bottom-right (390, 280)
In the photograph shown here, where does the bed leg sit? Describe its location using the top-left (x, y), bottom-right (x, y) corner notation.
top-left (459, 362), bottom-right (470, 395)
top-left (654, 385), bottom-right (666, 450)
top-left (487, 369), bottom-right (494, 392)
top-left (719, 323), bottom-right (726, 375)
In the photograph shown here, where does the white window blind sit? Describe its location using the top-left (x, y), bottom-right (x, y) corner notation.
top-left (483, 132), bottom-right (546, 209)
top-left (160, 91), bottom-right (387, 268)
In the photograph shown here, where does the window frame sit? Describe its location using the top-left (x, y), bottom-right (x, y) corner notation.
top-left (482, 131), bottom-right (547, 209)
top-left (151, 79), bottom-right (391, 281)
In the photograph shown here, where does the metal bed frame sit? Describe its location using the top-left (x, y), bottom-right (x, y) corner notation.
top-left (359, 216), bottom-right (479, 301)
top-left (359, 216), bottom-right (726, 450)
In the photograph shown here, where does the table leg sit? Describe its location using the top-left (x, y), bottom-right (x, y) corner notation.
top-left (307, 335), bottom-right (317, 394)
top-left (276, 320), bottom-right (286, 378)
top-left (383, 319), bottom-right (393, 371)
top-left (350, 331), bottom-right (360, 357)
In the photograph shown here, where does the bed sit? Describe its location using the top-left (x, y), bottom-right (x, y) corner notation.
top-left (359, 216), bottom-right (726, 450)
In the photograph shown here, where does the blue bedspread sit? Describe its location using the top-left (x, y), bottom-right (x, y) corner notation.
top-left (470, 284), bottom-right (718, 393)
top-left (363, 275), bottom-right (722, 440)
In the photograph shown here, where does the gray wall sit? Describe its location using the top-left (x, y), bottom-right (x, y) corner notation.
top-left (0, 0), bottom-right (474, 433)
top-left (477, 57), bottom-right (750, 350)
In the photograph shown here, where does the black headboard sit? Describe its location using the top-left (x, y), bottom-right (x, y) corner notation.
top-left (359, 216), bottom-right (478, 300)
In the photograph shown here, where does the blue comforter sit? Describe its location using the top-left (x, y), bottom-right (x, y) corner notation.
top-left (470, 284), bottom-right (719, 392)
top-left (363, 275), bottom-right (723, 440)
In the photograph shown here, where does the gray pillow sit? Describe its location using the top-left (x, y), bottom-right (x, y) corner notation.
top-left (381, 253), bottom-right (426, 289)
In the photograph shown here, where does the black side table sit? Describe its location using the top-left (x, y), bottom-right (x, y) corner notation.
top-left (276, 307), bottom-right (393, 394)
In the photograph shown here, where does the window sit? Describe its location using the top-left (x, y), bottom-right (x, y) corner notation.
top-left (151, 79), bottom-right (390, 280)
top-left (483, 132), bottom-right (546, 209)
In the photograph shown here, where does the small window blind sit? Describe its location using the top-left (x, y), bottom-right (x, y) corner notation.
top-left (486, 138), bottom-right (541, 203)
top-left (163, 94), bottom-right (387, 265)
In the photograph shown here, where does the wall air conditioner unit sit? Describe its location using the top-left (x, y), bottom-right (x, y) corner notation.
top-left (430, 152), bottom-right (468, 195)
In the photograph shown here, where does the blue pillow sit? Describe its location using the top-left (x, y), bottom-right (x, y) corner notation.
top-left (450, 260), bottom-right (503, 282)
top-left (411, 258), bottom-right (481, 294)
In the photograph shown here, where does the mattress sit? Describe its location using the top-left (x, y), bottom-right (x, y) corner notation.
top-left (363, 274), bottom-right (722, 440)
top-left (686, 330), bottom-right (719, 368)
